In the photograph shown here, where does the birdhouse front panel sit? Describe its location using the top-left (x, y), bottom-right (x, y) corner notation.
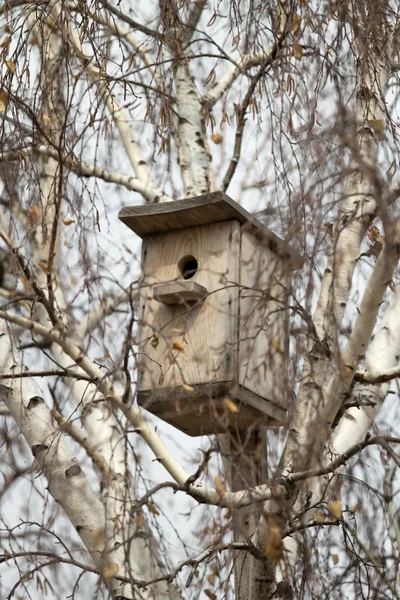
top-left (137, 220), bottom-right (240, 395)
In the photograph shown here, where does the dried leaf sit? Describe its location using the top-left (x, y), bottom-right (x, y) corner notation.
top-left (137, 512), bottom-right (146, 529)
top-left (37, 261), bottom-right (48, 273)
top-left (93, 528), bottom-right (105, 549)
top-left (214, 476), bottom-right (226, 498)
top-left (352, 502), bottom-right (363, 513)
top-left (313, 512), bottom-right (327, 523)
top-left (293, 44), bottom-right (303, 61)
top-left (1, 36), bottom-right (11, 49)
top-left (169, 328), bottom-right (183, 335)
top-left (211, 133), bottom-right (223, 144)
top-left (223, 398), bottom-right (239, 413)
top-left (20, 277), bottom-right (31, 291)
top-left (265, 516), bottom-right (283, 561)
top-left (182, 383), bottom-right (194, 393)
top-left (172, 339), bottom-right (185, 352)
top-left (211, 563), bottom-right (220, 576)
top-left (292, 14), bottom-right (301, 34)
top-left (368, 226), bottom-right (384, 245)
top-left (151, 332), bottom-right (160, 349)
top-left (271, 338), bottom-right (284, 355)
top-left (204, 68), bottom-right (216, 86)
top-left (387, 159), bottom-right (397, 181)
top-left (102, 561), bottom-right (119, 579)
top-left (62, 218), bottom-right (75, 226)
top-left (204, 591), bottom-right (217, 600)
top-left (207, 573), bottom-right (216, 586)
top-left (0, 100), bottom-right (5, 113)
top-left (328, 500), bottom-right (343, 520)
top-left (147, 501), bottom-right (160, 515)
top-left (27, 204), bottom-right (41, 224)
top-left (332, 554), bottom-right (339, 565)
top-left (339, 359), bottom-right (353, 379)
top-left (0, 90), bottom-right (7, 102)
top-left (5, 60), bottom-right (15, 73)
top-left (368, 119), bottom-right (385, 136)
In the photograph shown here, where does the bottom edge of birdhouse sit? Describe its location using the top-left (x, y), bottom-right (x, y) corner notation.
top-left (137, 382), bottom-right (286, 437)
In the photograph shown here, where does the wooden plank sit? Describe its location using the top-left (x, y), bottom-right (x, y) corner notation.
top-left (137, 382), bottom-right (282, 436)
top-left (137, 220), bottom-right (240, 394)
top-left (239, 231), bottom-right (289, 411)
top-left (119, 192), bottom-right (302, 268)
top-left (237, 386), bottom-right (286, 423)
top-left (153, 281), bottom-right (207, 305)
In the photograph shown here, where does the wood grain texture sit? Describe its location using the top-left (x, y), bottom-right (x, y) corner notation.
top-left (119, 191), bottom-right (302, 268)
top-left (239, 231), bottom-right (289, 411)
top-left (153, 281), bottom-right (208, 305)
top-left (137, 383), bottom-right (284, 436)
top-left (137, 220), bottom-right (240, 395)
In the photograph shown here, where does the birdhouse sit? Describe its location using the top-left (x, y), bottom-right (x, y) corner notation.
top-left (119, 192), bottom-right (302, 436)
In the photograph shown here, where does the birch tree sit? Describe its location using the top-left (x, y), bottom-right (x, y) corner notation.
top-left (1, 0), bottom-right (400, 599)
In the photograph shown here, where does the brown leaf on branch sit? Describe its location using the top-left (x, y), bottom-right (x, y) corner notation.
top-left (211, 133), bottom-right (223, 144)
top-left (265, 516), bottom-right (283, 561)
top-left (214, 476), bottom-right (226, 498)
top-left (182, 383), bottom-right (194, 392)
top-left (172, 339), bottom-right (185, 352)
top-left (328, 501), bottom-right (343, 520)
top-left (102, 561), bottom-right (119, 579)
top-left (4, 60), bottom-right (16, 73)
top-left (293, 44), bottom-right (303, 61)
top-left (223, 397), bottom-right (239, 413)
top-left (147, 501), bottom-right (160, 515)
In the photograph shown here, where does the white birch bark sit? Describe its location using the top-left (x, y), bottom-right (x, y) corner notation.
top-left (253, 8), bottom-right (400, 591)
top-left (1, 145), bottom-right (170, 201)
top-left (5, 5), bottom-right (178, 597)
top-left (0, 322), bottom-right (132, 598)
top-left (281, 6), bottom-right (396, 479)
top-left (0, 305), bottom-right (283, 510)
top-left (330, 281), bottom-right (400, 456)
top-left (161, 1), bottom-right (212, 196)
top-left (57, 6), bottom-right (169, 201)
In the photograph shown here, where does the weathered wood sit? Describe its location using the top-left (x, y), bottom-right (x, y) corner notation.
top-left (228, 430), bottom-right (273, 600)
top-left (239, 231), bottom-right (289, 411)
top-left (137, 382), bottom-right (284, 436)
top-left (153, 281), bottom-right (208, 305)
top-left (137, 221), bottom-right (240, 394)
top-left (119, 191), bottom-right (302, 268)
top-left (118, 192), bottom-right (301, 435)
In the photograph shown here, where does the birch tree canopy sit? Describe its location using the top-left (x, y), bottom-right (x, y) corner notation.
top-left (1, 0), bottom-right (400, 599)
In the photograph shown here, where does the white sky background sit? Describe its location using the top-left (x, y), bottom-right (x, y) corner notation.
top-left (2, 0), bottom-right (400, 598)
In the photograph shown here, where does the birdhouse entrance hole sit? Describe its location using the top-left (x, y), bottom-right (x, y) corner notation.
top-left (179, 255), bottom-right (198, 279)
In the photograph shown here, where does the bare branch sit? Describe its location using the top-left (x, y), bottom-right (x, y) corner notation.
top-left (0, 145), bottom-right (172, 202)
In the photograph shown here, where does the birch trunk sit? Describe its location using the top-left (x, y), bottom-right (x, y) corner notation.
top-left (253, 3), bottom-right (399, 585)
top-left (0, 4), bottom-right (179, 597)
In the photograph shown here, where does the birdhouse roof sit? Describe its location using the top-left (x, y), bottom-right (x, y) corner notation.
top-left (119, 192), bottom-right (303, 268)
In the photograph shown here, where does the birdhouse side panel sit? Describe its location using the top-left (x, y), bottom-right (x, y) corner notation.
top-left (239, 231), bottom-right (289, 410)
top-left (137, 221), bottom-right (240, 393)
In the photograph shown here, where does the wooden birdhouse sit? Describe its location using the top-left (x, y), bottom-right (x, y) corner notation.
top-left (119, 192), bottom-right (302, 436)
